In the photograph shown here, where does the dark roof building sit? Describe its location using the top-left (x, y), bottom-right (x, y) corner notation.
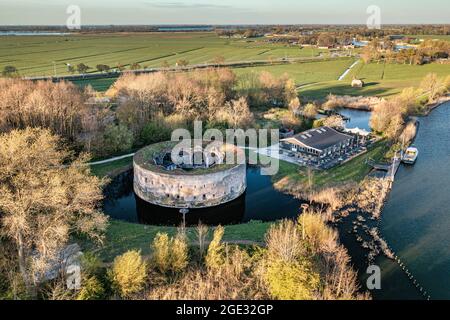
top-left (281, 126), bottom-right (354, 157)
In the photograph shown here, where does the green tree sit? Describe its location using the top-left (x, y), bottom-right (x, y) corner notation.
top-left (151, 233), bottom-right (188, 274)
top-left (96, 64), bottom-right (110, 73)
top-left (67, 65), bottom-right (75, 74)
top-left (152, 233), bottom-right (171, 273)
top-left (2, 66), bottom-right (18, 77)
top-left (103, 124), bottom-right (134, 155)
top-left (140, 120), bottom-right (172, 145)
top-left (265, 259), bottom-right (320, 300)
top-left (77, 63), bottom-right (90, 74)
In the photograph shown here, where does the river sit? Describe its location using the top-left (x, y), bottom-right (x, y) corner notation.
top-left (379, 102), bottom-right (450, 299)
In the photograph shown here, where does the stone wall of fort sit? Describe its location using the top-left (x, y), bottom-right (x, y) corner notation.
top-left (133, 162), bottom-right (246, 209)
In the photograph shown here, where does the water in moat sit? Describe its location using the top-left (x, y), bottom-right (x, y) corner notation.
top-left (103, 166), bottom-right (303, 226)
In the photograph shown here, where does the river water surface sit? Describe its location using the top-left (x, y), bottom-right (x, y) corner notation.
top-left (380, 102), bottom-right (450, 299)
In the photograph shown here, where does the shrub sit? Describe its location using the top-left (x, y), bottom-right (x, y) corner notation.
top-left (108, 250), bottom-right (147, 298)
top-left (302, 103), bottom-right (318, 119)
top-left (80, 252), bottom-right (102, 276)
top-left (77, 276), bottom-right (105, 300)
top-left (152, 233), bottom-right (171, 273)
top-left (170, 236), bottom-right (189, 273)
top-left (205, 226), bottom-right (226, 270)
top-left (265, 258), bottom-right (320, 300)
top-left (265, 220), bottom-right (304, 263)
top-left (2, 66), bottom-right (18, 77)
top-left (151, 233), bottom-right (189, 274)
top-left (298, 212), bottom-right (337, 252)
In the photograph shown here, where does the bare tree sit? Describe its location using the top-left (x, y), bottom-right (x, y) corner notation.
top-left (0, 128), bottom-right (108, 297)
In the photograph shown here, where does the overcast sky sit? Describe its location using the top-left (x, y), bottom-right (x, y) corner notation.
top-left (1, 0), bottom-right (449, 25)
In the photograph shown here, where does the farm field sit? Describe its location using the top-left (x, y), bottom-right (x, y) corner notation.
top-left (407, 34), bottom-right (450, 41)
top-left (299, 61), bottom-right (450, 99)
top-left (3, 32), bottom-right (448, 100)
top-left (0, 32), bottom-right (330, 77)
top-left (74, 57), bottom-right (450, 100)
top-left (73, 58), bottom-right (355, 92)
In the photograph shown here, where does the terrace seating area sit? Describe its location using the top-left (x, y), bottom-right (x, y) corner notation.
top-left (280, 126), bottom-right (367, 169)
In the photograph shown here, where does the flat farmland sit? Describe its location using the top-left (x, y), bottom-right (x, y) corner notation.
top-left (234, 58), bottom-right (355, 84)
top-left (0, 32), bottom-right (330, 77)
top-left (299, 61), bottom-right (450, 99)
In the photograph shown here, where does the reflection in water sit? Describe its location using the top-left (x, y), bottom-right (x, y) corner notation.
top-left (135, 193), bottom-right (245, 226)
top-left (103, 166), bottom-right (303, 226)
top-left (338, 108), bottom-right (372, 131)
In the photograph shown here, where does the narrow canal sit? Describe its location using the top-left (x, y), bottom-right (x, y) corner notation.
top-left (379, 102), bottom-right (450, 299)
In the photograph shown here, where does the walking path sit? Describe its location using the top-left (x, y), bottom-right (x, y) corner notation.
top-left (338, 60), bottom-right (359, 81)
top-left (89, 153), bottom-right (135, 166)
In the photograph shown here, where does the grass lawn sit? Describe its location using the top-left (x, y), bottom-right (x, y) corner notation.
top-left (90, 157), bottom-right (133, 177)
top-left (84, 219), bottom-right (271, 262)
top-left (72, 76), bottom-right (118, 92)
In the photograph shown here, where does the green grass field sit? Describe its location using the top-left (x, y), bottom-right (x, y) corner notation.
top-left (73, 57), bottom-right (355, 94)
top-left (0, 32), bottom-right (330, 77)
top-left (299, 61), bottom-right (450, 99)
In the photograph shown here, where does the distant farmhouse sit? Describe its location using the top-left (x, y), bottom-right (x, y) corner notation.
top-left (280, 126), bottom-right (361, 168)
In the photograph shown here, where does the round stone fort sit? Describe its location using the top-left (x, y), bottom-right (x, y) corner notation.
top-left (133, 141), bottom-right (247, 209)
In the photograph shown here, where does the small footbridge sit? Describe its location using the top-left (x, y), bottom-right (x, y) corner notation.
top-left (367, 156), bottom-right (401, 182)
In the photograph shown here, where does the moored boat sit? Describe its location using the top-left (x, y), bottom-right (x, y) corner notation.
top-left (402, 147), bottom-right (419, 164)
